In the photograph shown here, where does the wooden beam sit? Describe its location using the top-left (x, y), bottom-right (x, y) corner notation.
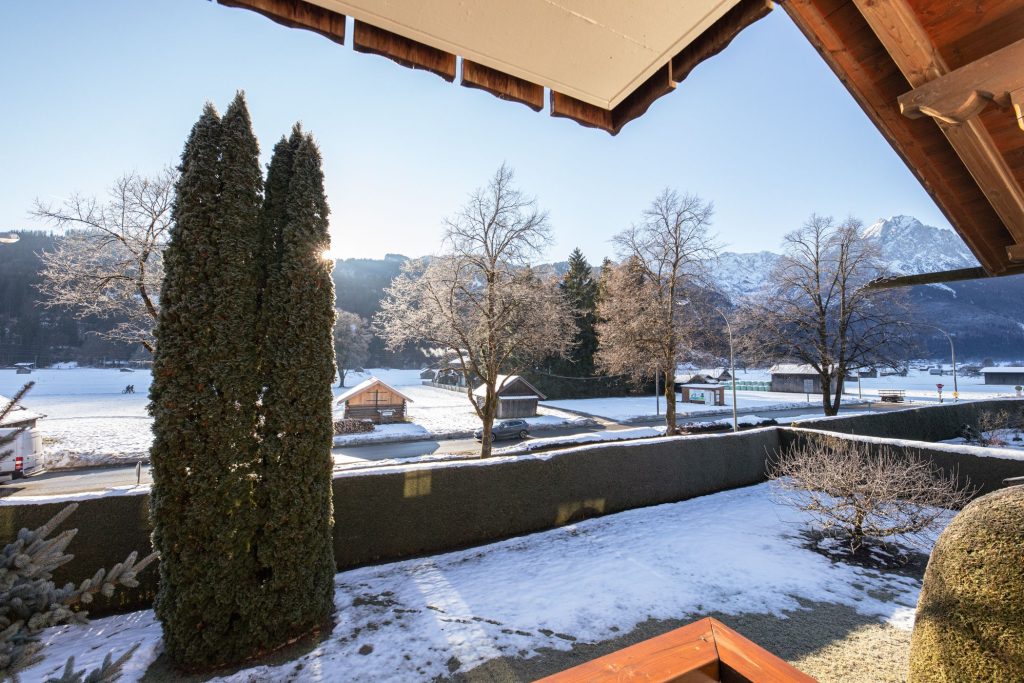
top-left (898, 38), bottom-right (1024, 126)
top-left (1012, 88), bottom-right (1024, 131)
top-left (535, 618), bottom-right (720, 682)
top-left (865, 266), bottom-right (991, 289)
top-left (853, 0), bottom-right (1024, 262)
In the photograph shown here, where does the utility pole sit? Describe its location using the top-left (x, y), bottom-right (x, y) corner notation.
top-left (924, 325), bottom-right (958, 402)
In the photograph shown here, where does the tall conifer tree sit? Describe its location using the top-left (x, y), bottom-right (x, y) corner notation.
top-left (255, 126), bottom-right (337, 639)
top-left (559, 248), bottom-right (599, 376)
top-left (150, 94), bottom-right (266, 669)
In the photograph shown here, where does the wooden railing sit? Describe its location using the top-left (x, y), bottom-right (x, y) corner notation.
top-left (536, 617), bottom-right (817, 683)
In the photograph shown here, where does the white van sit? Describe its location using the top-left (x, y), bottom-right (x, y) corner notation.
top-left (0, 427), bottom-right (42, 481)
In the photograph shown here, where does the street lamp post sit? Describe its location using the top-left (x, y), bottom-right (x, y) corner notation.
top-left (715, 307), bottom-right (739, 432)
top-left (923, 324), bottom-right (958, 401)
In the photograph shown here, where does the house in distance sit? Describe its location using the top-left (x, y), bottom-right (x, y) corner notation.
top-left (981, 366), bottom-right (1024, 386)
top-left (474, 375), bottom-right (546, 419)
top-left (336, 377), bottom-right (412, 424)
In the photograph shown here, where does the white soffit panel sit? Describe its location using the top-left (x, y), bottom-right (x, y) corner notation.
top-left (307, 0), bottom-right (742, 108)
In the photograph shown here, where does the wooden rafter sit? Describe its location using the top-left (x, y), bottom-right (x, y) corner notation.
top-left (898, 38), bottom-right (1024, 130)
top-left (852, 0), bottom-right (1024, 262)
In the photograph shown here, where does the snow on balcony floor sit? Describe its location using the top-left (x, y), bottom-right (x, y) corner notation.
top-left (21, 482), bottom-right (948, 682)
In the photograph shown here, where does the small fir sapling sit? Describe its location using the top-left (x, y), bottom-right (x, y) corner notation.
top-left (0, 502), bottom-right (157, 682)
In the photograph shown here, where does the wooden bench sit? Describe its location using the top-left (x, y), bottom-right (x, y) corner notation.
top-left (536, 617), bottom-right (815, 682)
top-left (878, 389), bottom-right (906, 403)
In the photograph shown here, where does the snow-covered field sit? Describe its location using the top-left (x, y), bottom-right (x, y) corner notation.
top-left (21, 482), bottom-right (945, 682)
top-left (545, 393), bottom-right (820, 422)
top-left (4, 367), bottom-right (1018, 469)
top-left (547, 369), bottom-right (1020, 422)
top-left (0, 369), bottom-right (153, 469)
top-left (0, 368), bottom-right (588, 468)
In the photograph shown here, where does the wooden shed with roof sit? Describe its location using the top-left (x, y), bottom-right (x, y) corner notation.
top-left (474, 375), bottom-right (546, 419)
top-left (336, 377), bottom-right (413, 424)
top-left (769, 364), bottom-right (839, 394)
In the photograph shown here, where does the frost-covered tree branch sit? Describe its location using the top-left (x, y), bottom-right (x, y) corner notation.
top-left (32, 169), bottom-right (176, 354)
top-left (596, 189), bottom-right (718, 433)
top-left (376, 165), bottom-right (572, 456)
top-left (738, 214), bottom-right (912, 416)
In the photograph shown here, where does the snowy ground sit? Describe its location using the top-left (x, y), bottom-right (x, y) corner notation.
top-left (0, 369), bottom-right (153, 469)
top-left (941, 428), bottom-right (1024, 452)
top-left (0, 368), bottom-right (589, 468)
top-left (4, 366), bottom-right (1018, 469)
top-left (21, 482), bottom-right (945, 682)
top-left (547, 368), bottom-right (1020, 422)
top-left (546, 393), bottom-right (832, 422)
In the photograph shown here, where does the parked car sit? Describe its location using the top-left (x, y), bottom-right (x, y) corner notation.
top-left (474, 419), bottom-right (530, 442)
top-left (0, 427), bottom-right (42, 482)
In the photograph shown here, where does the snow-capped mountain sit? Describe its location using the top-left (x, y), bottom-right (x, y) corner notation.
top-left (715, 215), bottom-right (1024, 359)
top-left (863, 215), bottom-right (978, 275)
top-left (717, 215), bottom-right (978, 299)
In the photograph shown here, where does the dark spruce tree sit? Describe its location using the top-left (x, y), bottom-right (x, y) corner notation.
top-left (149, 94), bottom-right (266, 669)
top-left (559, 248), bottom-right (599, 377)
top-left (530, 248), bottom-right (624, 398)
top-left (254, 125), bottom-right (337, 640)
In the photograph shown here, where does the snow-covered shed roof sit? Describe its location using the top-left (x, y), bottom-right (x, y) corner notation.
top-left (0, 395), bottom-right (44, 426)
top-left (473, 375), bottom-right (546, 400)
top-left (769, 364), bottom-right (826, 376)
top-left (336, 377), bottom-right (414, 405)
top-left (980, 367), bottom-right (1024, 373)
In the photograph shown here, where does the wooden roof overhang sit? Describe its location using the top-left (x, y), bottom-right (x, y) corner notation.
top-left (216, 0), bottom-right (1024, 280)
top-left (783, 0), bottom-right (1024, 279)
top-left (216, 0), bottom-right (774, 135)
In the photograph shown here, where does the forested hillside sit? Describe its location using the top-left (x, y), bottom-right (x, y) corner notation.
top-left (0, 231), bottom-right (136, 366)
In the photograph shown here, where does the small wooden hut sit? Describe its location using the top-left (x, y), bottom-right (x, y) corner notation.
top-left (336, 377), bottom-right (413, 424)
top-left (474, 375), bottom-right (546, 419)
top-left (769, 364), bottom-right (838, 394)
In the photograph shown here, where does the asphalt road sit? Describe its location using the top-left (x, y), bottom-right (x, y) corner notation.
top-left (1, 403), bottom-right (891, 500)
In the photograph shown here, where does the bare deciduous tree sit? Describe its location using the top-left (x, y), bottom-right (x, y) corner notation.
top-left (770, 436), bottom-right (973, 551)
top-left (32, 169), bottom-right (176, 354)
top-left (596, 189), bottom-right (717, 433)
top-left (334, 309), bottom-right (371, 387)
top-left (739, 214), bottom-right (911, 416)
top-left (376, 165), bottom-right (572, 456)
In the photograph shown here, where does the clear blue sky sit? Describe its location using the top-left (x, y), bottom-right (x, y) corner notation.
top-left (0, 0), bottom-right (953, 262)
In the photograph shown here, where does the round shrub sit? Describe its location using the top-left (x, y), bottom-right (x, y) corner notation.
top-left (908, 485), bottom-right (1024, 682)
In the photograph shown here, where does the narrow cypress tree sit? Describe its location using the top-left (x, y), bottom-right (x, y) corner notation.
top-left (150, 103), bottom-right (234, 667)
top-left (150, 94), bottom-right (266, 669)
top-left (255, 126), bottom-right (336, 640)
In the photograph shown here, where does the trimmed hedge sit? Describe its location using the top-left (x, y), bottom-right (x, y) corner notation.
top-left (909, 485), bottom-right (1024, 682)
